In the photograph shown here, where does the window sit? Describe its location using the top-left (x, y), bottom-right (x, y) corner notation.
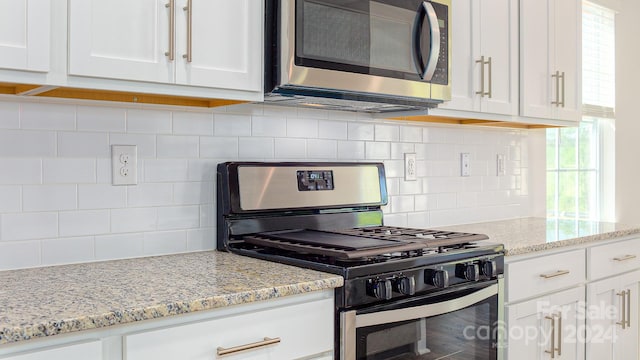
top-left (546, 1), bottom-right (615, 223)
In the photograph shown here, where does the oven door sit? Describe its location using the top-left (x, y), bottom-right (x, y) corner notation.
top-left (279, 0), bottom-right (450, 100)
top-left (340, 279), bottom-right (504, 360)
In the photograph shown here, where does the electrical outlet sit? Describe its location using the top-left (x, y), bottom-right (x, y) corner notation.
top-left (404, 153), bottom-right (417, 181)
top-left (496, 154), bottom-right (506, 176)
top-left (112, 145), bottom-right (137, 186)
top-left (460, 153), bottom-right (470, 177)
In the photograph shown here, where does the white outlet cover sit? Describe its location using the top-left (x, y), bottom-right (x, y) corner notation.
top-left (404, 153), bottom-right (417, 181)
top-left (497, 154), bottom-right (506, 176)
top-left (461, 153), bottom-right (470, 177)
top-left (112, 145), bottom-right (138, 186)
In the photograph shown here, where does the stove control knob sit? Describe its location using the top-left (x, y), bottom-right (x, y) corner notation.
top-left (394, 276), bottom-right (416, 296)
top-left (456, 263), bottom-right (480, 281)
top-left (425, 269), bottom-right (449, 288)
top-left (481, 260), bottom-right (498, 278)
top-left (368, 279), bottom-right (393, 300)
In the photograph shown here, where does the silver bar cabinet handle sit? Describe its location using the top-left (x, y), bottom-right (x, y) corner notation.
top-left (486, 57), bottom-right (492, 98)
top-left (164, 0), bottom-right (175, 60)
top-left (183, 0), bottom-right (193, 62)
top-left (557, 312), bottom-right (562, 356)
top-left (475, 56), bottom-right (486, 97)
top-left (626, 289), bottom-right (631, 328)
top-left (560, 71), bottom-right (566, 107)
top-left (540, 270), bottom-right (570, 279)
top-left (551, 71), bottom-right (560, 106)
top-left (617, 291), bottom-right (626, 329)
top-left (614, 254), bottom-right (637, 262)
top-left (217, 337), bottom-right (281, 357)
top-left (545, 315), bottom-right (556, 358)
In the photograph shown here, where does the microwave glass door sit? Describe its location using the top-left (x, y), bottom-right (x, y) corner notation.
top-left (295, 0), bottom-right (448, 84)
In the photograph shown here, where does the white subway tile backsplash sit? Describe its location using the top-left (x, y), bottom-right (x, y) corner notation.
top-left (42, 237), bottom-right (94, 265)
top-left (59, 210), bottom-right (110, 237)
top-left (275, 138), bottom-right (306, 158)
top-left (187, 228), bottom-right (216, 251)
top-left (95, 233), bottom-right (144, 261)
top-left (0, 100), bottom-right (531, 269)
top-left (43, 159), bottom-right (96, 184)
top-left (78, 184), bottom-right (126, 209)
top-left (0, 101), bottom-right (19, 129)
top-left (0, 241), bottom-right (40, 270)
top-left (111, 208), bottom-right (157, 233)
top-left (0, 130), bottom-right (55, 157)
top-left (143, 231), bottom-right (187, 255)
top-left (127, 109), bottom-right (172, 134)
top-left (200, 137), bottom-right (238, 158)
top-left (238, 137), bottom-right (274, 159)
top-left (1, 212), bottom-right (57, 241)
top-left (0, 186), bottom-right (21, 212)
top-left (0, 159), bottom-right (41, 185)
top-left (252, 116), bottom-right (287, 137)
top-left (172, 112), bottom-right (213, 135)
top-left (23, 185), bottom-right (77, 212)
top-left (77, 106), bottom-right (126, 132)
top-left (287, 118), bottom-right (318, 138)
top-left (110, 134), bottom-right (156, 158)
top-left (21, 103), bottom-right (76, 130)
top-left (307, 139), bottom-right (337, 159)
top-left (337, 141), bottom-right (365, 160)
top-left (348, 122), bottom-right (374, 141)
top-left (128, 183), bottom-right (173, 207)
top-left (58, 132), bottom-right (110, 158)
top-left (157, 205), bottom-right (199, 230)
top-left (157, 135), bottom-right (199, 158)
top-left (145, 159), bottom-right (189, 182)
top-left (318, 120), bottom-right (348, 140)
top-left (214, 114), bottom-right (251, 136)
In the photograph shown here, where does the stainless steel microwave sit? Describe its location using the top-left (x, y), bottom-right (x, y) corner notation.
top-left (264, 0), bottom-right (451, 113)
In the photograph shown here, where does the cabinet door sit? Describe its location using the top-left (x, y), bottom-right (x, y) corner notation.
top-left (520, 0), bottom-right (553, 119)
top-left (506, 286), bottom-right (584, 360)
top-left (587, 271), bottom-right (640, 360)
top-left (0, 0), bottom-right (50, 72)
top-left (68, 0), bottom-right (173, 83)
top-left (175, 0), bottom-right (262, 92)
top-left (553, 0), bottom-right (581, 121)
top-left (478, 0), bottom-right (518, 115)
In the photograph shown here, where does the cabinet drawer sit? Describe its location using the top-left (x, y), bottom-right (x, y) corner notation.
top-left (506, 249), bottom-right (585, 302)
top-left (0, 341), bottom-right (102, 360)
top-left (588, 237), bottom-right (640, 280)
top-left (124, 297), bottom-right (334, 360)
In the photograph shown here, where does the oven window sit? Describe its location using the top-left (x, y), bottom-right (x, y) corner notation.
top-left (355, 293), bottom-right (498, 359)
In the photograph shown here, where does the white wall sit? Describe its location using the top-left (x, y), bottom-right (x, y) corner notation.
top-left (615, 0), bottom-right (640, 224)
top-left (0, 97), bottom-right (532, 270)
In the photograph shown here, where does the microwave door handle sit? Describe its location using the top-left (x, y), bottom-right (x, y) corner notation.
top-left (420, 2), bottom-right (440, 81)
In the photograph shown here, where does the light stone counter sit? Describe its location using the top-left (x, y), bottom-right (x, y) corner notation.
top-left (438, 217), bottom-right (640, 256)
top-left (0, 251), bottom-right (343, 345)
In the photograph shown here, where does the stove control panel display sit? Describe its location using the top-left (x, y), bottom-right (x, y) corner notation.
top-left (297, 170), bottom-right (334, 191)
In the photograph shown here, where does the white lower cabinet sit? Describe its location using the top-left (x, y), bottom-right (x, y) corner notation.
top-left (586, 270), bottom-right (640, 360)
top-left (124, 296), bottom-right (334, 360)
top-left (0, 341), bottom-right (102, 360)
top-left (506, 286), bottom-right (585, 360)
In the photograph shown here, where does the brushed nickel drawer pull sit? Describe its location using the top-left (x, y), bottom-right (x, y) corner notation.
top-left (540, 270), bottom-right (570, 279)
top-left (626, 289), bottom-right (631, 328)
top-left (217, 337), bottom-right (281, 357)
top-left (183, 0), bottom-right (192, 62)
top-left (613, 254), bottom-right (637, 262)
top-left (475, 56), bottom-right (486, 97)
top-left (164, 0), bottom-right (175, 60)
top-left (545, 315), bottom-right (556, 358)
top-left (616, 291), bottom-right (626, 329)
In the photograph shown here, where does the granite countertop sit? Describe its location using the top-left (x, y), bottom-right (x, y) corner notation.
top-left (0, 251), bottom-right (343, 346)
top-left (438, 217), bottom-right (640, 256)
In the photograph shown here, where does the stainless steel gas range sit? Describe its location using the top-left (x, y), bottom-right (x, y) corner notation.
top-left (217, 162), bottom-right (504, 360)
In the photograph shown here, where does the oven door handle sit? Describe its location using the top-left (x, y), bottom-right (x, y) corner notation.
top-left (412, 1), bottom-right (440, 81)
top-left (354, 283), bottom-right (498, 328)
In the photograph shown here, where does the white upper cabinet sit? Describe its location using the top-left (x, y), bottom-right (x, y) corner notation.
top-left (68, 0), bottom-right (262, 93)
top-left (520, 0), bottom-right (581, 122)
top-left (438, 0), bottom-right (518, 116)
top-left (0, 0), bottom-right (50, 72)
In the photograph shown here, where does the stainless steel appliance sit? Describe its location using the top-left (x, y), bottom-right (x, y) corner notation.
top-left (264, 0), bottom-right (451, 113)
top-left (217, 162), bottom-right (504, 360)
